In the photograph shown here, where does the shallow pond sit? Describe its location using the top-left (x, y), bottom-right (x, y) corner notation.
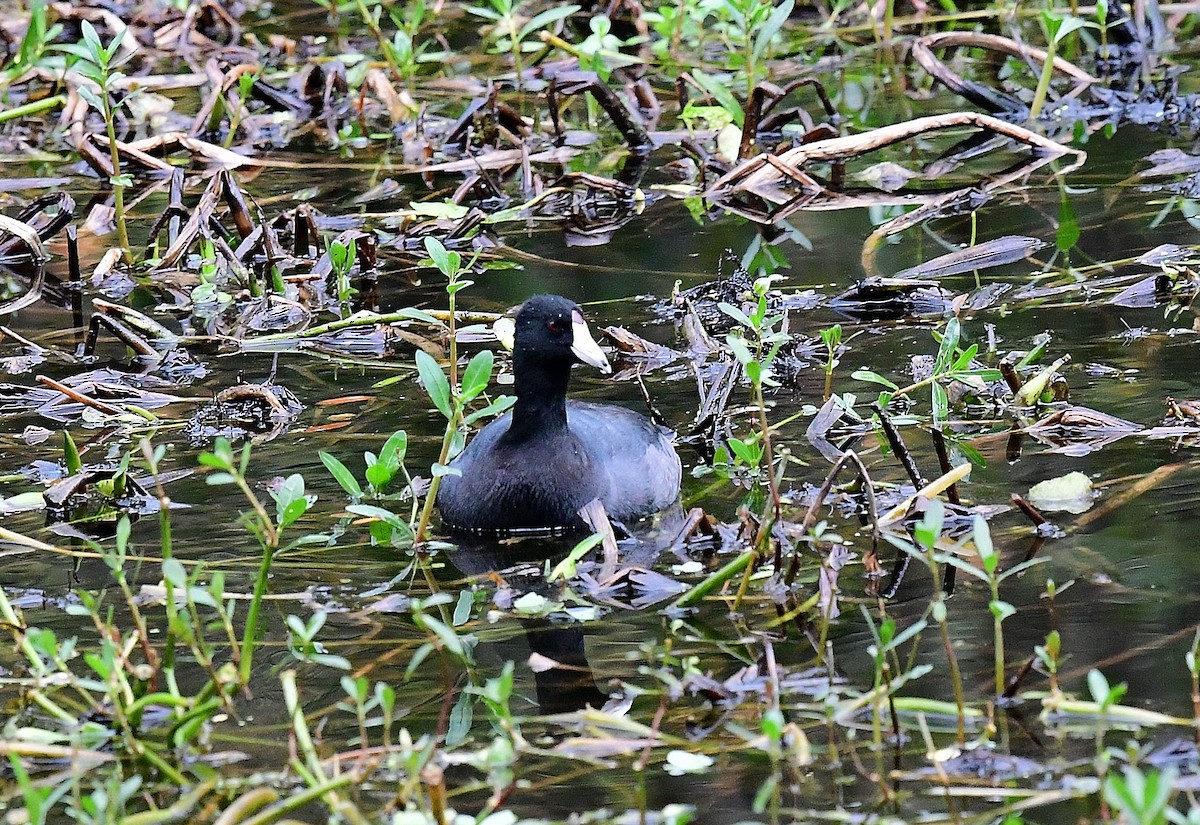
top-left (5, 3), bottom-right (1200, 824)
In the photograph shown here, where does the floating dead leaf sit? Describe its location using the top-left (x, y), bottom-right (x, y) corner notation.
top-left (629, 569), bottom-right (687, 609)
top-left (920, 746), bottom-right (1046, 780)
top-left (894, 236), bottom-right (1046, 280)
top-left (551, 738), bottom-right (646, 760)
top-left (1025, 406), bottom-right (1141, 456)
top-left (602, 326), bottom-right (678, 360)
top-left (1136, 243), bottom-right (1200, 267)
top-left (1140, 148), bottom-right (1200, 178)
top-left (24, 372), bottom-right (180, 426)
top-left (1109, 274), bottom-right (1173, 308)
top-left (1027, 471), bottom-right (1095, 514)
top-left (854, 161), bottom-right (916, 191)
top-left (664, 750), bottom-right (714, 775)
top-left (1027, 406), bottom-right (1140, 434)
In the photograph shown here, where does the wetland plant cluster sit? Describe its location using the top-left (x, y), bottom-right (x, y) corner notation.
top-left (3, 0), bottom-right (1200, 824)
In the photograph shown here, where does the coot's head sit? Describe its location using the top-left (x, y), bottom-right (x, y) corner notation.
top-left (514, 295), bottom-right (611, 374)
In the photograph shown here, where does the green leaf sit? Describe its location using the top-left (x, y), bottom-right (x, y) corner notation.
top-left (55, 42), bottom-right (98, 63)
top-left (952, 342), bottom-right (978, 372)
top-left (415, 350), bottom-right (452, 419)
top-left (63, 431), bottom-right (82, 475)
top-left (80, 21), bottom-right (103, 60)
top-left (162, 558), bottom-right (188, 588)
top-left (431, 462), bottom-right (460, 478)
top-left (933, 317), bottom-right (960, 373)
top-left (1047, 12), bottom-right (1091, 44)
top-left (931, 381), bottom-right (948, 424)
top-left (934, 553), bottom-right (990, 583)
top-left (466, 6), bottom-right (504, 21)
top-left (725, 331), bottom-right (753, 365)
top-left (445, 690), bottom-right (473, 747)
top-left (727, 437), bottom-right (762, 466)
top-left (379, 430), bottom-right (408, 469)
top-left (965, 368), bottom-right (1003, 382)
top-left (819, 324), bottom-right (841, 350)
top-left (365, 461), bottom-right (393, 491)
top-left (452, 590), bottom-right (474, 626)
top-left (320, 451), bottom-right (363, 498)
top-left (851, 369), bottom-right (898, 390)
top-left (989, 599), bottom-right (1015, 622)
top-left (329, 240), bottom-right (356, 276)
top-left (464, 395), bottom-right (515, 425)
top-left (1057, 190), bottom-right (1080, 251)
top-left (404, 642), bottom-right (435, 680)
top-left (347, 504), bottom-right (409, 531)
top-left (718, 301), bottom-right (754, 330)
top-left (423, 236), bottom-right (460, 277)
top-left (548, 532), bottom-right (604, 581)
top-left (913, 498), bottom-right (945, 549)
top-left (280, 496), bottom-right (308, 529)
top-left (75, 85), bottom-right (104, 111)
top-left (752, 0), bottom-right (793, 62)
top-left (417, 614), bottom-right (464, 658)
top-left (460, 350), bottom-right (494, 401)
top-left (1087, 668), bottom-right (1110, 705)
top-left (744, 359), bottom-right (762, 385)
top-left (518, 4), bottom-right (580, 41)
top-left (691, 68), bottom-right (744, 127)
top-left (973, 515), bottom-right (994, 563)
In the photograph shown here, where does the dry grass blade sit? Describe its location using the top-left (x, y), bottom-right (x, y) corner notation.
top-left (879, 463), bottom-right (973, 526)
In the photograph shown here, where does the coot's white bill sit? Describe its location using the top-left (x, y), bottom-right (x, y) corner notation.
top-left (570, 309), bottom-right (611, 373)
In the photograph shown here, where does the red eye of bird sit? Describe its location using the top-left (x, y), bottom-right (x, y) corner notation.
top-left (546, 319), bottom-right (565, 333)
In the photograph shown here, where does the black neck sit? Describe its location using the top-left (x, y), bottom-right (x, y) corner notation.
top-left (503, 352), bottom-right (572, 443)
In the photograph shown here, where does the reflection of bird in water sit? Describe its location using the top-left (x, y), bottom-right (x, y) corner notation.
top-left (521, 620), bottom-right (609, 715)
top-left (448, 536), bottom-right (612, 715)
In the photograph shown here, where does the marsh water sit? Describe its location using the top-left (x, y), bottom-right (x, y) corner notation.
top-left (6, 5), bottom-right (1200, 824)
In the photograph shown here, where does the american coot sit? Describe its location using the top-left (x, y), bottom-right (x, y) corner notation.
top-left (437, 295), bottom-right (682, 533)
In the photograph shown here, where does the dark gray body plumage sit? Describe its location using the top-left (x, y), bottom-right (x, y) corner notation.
top-left (437, 400), bottom-right (681, 532)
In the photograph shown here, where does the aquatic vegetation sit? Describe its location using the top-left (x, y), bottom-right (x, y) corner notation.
top-left (4, 0), bottom-right (1200, 823)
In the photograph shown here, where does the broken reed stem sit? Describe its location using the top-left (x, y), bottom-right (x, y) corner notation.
top-left (871, 403), bottom-right (926, 488)
top-left (242, 308), bottom-right (500, 346)
top-left (672, 548), bottom-right (756, 609)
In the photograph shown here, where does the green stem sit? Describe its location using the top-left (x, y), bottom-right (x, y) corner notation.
top-left (991, 583), bottom-right (1005, 699)
top-left (101, 94), bottom-right (131, 262)
top-left (0, 94), bottom-right (65, 123)
top-left (236, 777), bottom-right (354, 825)
top-left (354, 0), bottom-right (407, 85)
top-left (236, 474), bottom-right (278, 687)
top-left (242, 308), bottom-right (442, 345)
top-left (672, 549), bottom-right (756, 608)
top-left (414, 419), bottom-right (455, 545)
top-left (1029, 40), bottom-right (1057, 118)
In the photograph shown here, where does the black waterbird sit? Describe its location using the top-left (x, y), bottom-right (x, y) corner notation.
top-left (436, 295), bottom-right (682, 533)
